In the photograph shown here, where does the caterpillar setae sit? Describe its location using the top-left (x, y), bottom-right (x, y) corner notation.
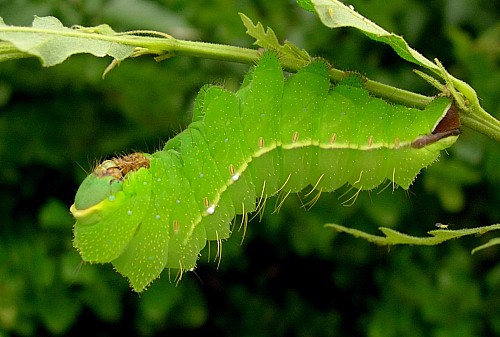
top-left (70, 53), bottom-right (460, 292)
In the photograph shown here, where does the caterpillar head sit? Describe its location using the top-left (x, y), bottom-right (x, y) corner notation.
top-left (71, 153), bottom-right (150, 224)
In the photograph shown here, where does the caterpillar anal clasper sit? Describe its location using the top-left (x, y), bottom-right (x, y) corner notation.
top-left (71, 53), bottom-right (459, 292)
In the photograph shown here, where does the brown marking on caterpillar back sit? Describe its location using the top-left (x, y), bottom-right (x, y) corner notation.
top-left (258, 137), bottom-right (264, 149)
top-left (292, 131), bottom-right (299, 143)
top-left (433, 104), bottom-right (460, 134)
top-left (368, 135), bottom-right (373, 147)
top-left (114, 152), bottom-right (150, 174)
top-left (411, 129), bottom-right (460, 149)
top-left (93, 152), bottom-right (150, 180)
top-left (411, 104), bottom-right (461, 149)
top-left (229, 164), bottom-right (235, 176)
top-left (173, 220), bottom-right (179, 232)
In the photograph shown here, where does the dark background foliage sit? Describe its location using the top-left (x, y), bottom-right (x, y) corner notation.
top-left (0, 0), bottom-right (498, 336)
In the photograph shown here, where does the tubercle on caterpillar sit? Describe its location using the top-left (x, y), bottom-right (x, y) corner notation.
top-left (71, 53), bottom-right (460, 291)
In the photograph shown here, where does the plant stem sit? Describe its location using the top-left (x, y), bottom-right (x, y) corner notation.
top-left (123, 36), bottom-right (434, 107)
top-left (461, 107), bottom-right (500, 142)
top-left (0, 24), bottom-right (433, 107)
top-left (1, 25), bottom-right (498, 139)
top-left (126, 36), bottom-right (500, 138)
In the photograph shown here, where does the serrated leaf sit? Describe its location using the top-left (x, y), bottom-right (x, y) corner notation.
top-left (239, 13), bottom-right (311, 62)
top-left (0, 16), bottom-right (135, 66)
top-left (327, 223), bottom-right (500, 251)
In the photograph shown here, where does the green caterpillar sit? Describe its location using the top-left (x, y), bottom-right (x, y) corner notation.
top-left (70, 53), bottom-right (459, 292)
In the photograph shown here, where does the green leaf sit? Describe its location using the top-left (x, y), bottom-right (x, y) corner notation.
top-left (327, 223), bottom-right (500, 250)
top-left (239, 13), bottom-right (311, 62)
top-left (472, 237), bottom-right (500, 254)
top-left (310, 0), bottom-right (437, 70)
top-left (0, 16), bottom-right (135, 66)
top-left (296, 0), bottom-right (315, 13)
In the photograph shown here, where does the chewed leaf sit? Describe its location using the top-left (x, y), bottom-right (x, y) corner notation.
top-left (0, 16), bottom-right (135, 66)
top-left (327, 223), bottom-right (500, 250)
top-left (239, 13), bottom-right (311, 62)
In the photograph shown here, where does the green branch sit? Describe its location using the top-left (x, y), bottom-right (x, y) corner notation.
top-left (134, 37), bottom-right (433, 108)
top-left (0, 18), bottom-right (436, 110)
top-left (0, 15), bottom-right (498, 141)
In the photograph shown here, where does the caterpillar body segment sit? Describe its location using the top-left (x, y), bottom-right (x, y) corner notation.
top-left (71, 53), bottom-right (459, 291)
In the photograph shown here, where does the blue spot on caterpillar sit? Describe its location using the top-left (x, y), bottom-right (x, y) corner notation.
top-left (70, 53), bottom-right (459, 291)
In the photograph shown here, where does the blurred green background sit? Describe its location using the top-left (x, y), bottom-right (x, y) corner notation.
top-left (0, 0), bottom-right (498, 336)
